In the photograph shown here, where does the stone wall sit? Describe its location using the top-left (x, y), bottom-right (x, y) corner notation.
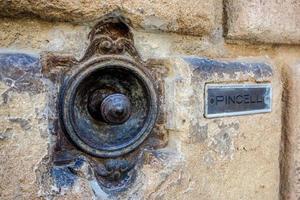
top-left (0, 1), bottom-right (299, 200)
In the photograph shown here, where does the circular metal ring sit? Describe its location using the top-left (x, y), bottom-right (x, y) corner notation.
top-left (59, 56), bottom-right (158, 158)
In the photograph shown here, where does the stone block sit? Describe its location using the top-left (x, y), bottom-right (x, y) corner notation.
top-left (0, 18), bottom-right (90, 58)
top-left (0, 53), bottom-right (282, 199)
top-left (0, 0), bottom-right (222, 37)
top-left (226, 0), bottom-right (300, 44)
top-left (160, 56), bottom-right (281, 199)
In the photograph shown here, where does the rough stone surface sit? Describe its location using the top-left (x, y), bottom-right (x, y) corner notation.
top-left (0, 18), bottom-right (90, 59)
top-left (160, 57), bottom-right (281, 199)
top-left (0, 17), bottom-right (226, 61)
top-left (40, 56), bottom-right (280, 200)
top-left (226, 0), bottom-right (300, 44)
top-left (0, 10), bottom-right (298, 199)
top-left (0, 0), bottom-right (222, 37)
top-left (0, 53), bottom-right (49, 199)
top-left (0, 52), bottom-right (282, 199)
top-left (281, 61), bottom-right (300, 200)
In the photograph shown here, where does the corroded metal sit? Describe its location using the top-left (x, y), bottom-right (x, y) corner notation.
top-left (87, 91), bottom-right (132, 124)
top-left (100, 93), bottom-right (131, 124)
top-left (95, 159), bottom-right (135, 185)
top-left (59, 14), bottom-right (158, 158)
top-left (80, 13), bottom-right (142, 63)
top-left (90, 158), bottom-right (137, 192)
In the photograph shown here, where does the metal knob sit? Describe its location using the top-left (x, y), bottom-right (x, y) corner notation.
top-left (100, 94), bottom-right (131, 124)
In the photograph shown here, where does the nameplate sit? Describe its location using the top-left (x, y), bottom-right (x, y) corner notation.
top-left (205, 83), bottom-right (272, 118)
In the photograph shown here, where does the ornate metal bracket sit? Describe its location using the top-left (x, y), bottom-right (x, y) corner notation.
top-left (80, 13), bottom-right (142, 63)
top-left (40, 13), bottom-right (165, 192)
top-left (94, 159), bottom-right (136, 190)
top-left (57, 14), bottom-right (158, 158)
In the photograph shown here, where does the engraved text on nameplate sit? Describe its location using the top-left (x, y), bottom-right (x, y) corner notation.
top-left (205, 84), bottom-right (272, 118)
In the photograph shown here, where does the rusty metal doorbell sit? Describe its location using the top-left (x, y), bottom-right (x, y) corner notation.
top-left (58, 14), bottom-right (158, 158)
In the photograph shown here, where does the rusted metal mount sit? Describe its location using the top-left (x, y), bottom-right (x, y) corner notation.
top-left (95, 159), bottom-right (136, 190)
top-left (58, 14), bottom-right (158, 158)
top-left (80, 13), bottom-right (142, 63)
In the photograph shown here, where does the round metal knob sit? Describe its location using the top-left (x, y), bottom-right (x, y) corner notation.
top-left (100, 94), bottom-right (131, 124)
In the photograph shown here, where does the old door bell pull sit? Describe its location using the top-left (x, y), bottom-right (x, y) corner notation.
top-left (59, 14), bottom-right (158, 158)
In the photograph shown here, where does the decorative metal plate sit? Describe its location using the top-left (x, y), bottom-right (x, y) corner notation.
top-left (60, 57), bottom-right (158, 158)
top-left (58, 15), bottom-right (158, 158)
top-left (205, 83), bottom-right (272, 118)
